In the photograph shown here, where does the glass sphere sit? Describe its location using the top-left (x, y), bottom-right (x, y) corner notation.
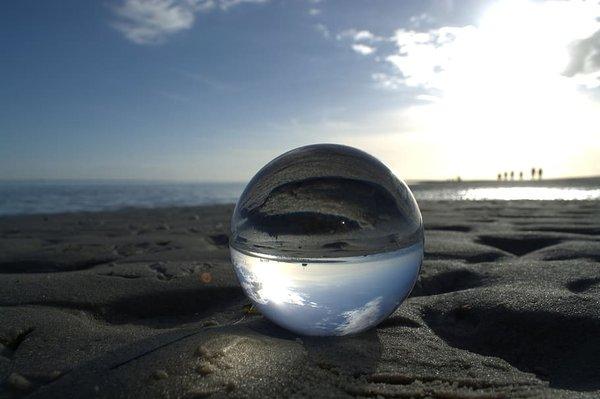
top-left (230, 144), bottom-right (423, 336)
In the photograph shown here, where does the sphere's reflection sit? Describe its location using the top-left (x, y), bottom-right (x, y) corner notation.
top-left (230, 144), bottom-right (423, 336)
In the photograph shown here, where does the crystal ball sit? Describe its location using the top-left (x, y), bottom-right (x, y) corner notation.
top-left (230, 144), bottom-right (423, 336)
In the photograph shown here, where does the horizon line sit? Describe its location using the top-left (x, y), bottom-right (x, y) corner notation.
top-left (0, 174), bottom-right (599, 185)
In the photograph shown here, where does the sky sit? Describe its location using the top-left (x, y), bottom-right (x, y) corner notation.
top-left (232, 242), bottom-right (422, 335)
top-left (1, 0), bottom-right (600, 182)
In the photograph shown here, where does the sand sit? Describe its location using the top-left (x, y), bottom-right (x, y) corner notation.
top-left (1, 200), bottom-right (599, 398)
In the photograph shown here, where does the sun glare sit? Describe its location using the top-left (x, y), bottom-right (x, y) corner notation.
top-left (431, 0), bottom-right (600, 175)
top-left (243, 257), bottom-right (308, 306)
top-left (351, 0), bottom-right (600, 180)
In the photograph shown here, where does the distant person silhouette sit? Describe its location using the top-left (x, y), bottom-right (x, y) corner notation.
top-left (531, 168), bottom-right (536, 180)
top-left (510, 171), bottom-right (514, 181)
top-left (503, 172), bottom-right (508, 181)
top-left (519, 171), bottom-right (523, 180)
top-left (538, 168), bottom-right (543, 180)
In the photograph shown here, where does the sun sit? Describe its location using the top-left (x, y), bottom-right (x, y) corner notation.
top-left (431, 0), bottom-right (600, 176)
top-left (348, 0), bottom-right (600, 180)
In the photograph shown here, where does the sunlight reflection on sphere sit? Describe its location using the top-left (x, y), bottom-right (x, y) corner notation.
top-left (230, 144), bottom-right (423, 336)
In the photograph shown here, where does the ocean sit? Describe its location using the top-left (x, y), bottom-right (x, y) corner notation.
top-left (1, 177), bottom-right (599, 216)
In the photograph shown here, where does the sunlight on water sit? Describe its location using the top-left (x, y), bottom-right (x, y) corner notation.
top-left (1, 178), bottom-right (599, 216)
top-left (458, 187), bottom-right (600, 201)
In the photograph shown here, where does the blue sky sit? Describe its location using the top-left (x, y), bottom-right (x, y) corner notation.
top-left (232, 242), bottom-right (423, 335)
top-left (2, 0), bottom-right (599, 181)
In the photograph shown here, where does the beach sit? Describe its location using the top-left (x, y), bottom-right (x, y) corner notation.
top-left (1, 200), bottom-right (600, 398)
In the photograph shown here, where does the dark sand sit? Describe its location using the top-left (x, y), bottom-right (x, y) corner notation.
top-left (1, 201), bottom-right (600, 398)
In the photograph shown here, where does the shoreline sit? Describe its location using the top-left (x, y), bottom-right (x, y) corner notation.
top-left (2, 178), bottom-right (600, 216)
top-left (2, 198), bottom-right (600, 219)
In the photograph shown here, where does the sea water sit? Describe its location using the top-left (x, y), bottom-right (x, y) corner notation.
top-left (230, 144), bottom-right (424, 336)
top-left (1, 178), bottom-right (598, 216)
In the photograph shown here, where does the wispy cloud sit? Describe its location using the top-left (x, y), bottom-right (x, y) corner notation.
top-left (178, 69), bottom-right (235, 91)
top-left (308, 8), bottom-right (321, 16)
top-left (352, 43), bottom-right (375, 55)
top-left (337, 28), bottom-right (382, 43)
top-left (337, 28), bottom-right (382, 56)
top-left (564, 29), bottom-right (600, 88)
top-left (216, 0), bottom-right (269, 11)
top-left (111, 0), bottom-right (198, 45)
top-left (371, 72), bottom-right (403, 90)
top-left (314, 23), bottom-right (330, 39)
top-left (409, 12), bottom-right (434, 29)
top-left (111, 0), bottom-right (268, 45)
top-left (335, 296), bottom-right (383, 335)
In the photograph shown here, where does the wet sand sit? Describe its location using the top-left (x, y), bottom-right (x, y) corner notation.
top-left (1, 200), bottom-right (600, 398)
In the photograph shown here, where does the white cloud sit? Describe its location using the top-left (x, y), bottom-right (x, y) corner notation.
top-left (349, 0), bottom-right (600, 180)
top-left (337, 29), bottom-right (382, 43)
top-left (111, 0), bottom-right (268, 45)
top-left (112, 0), bottom-right (197, 45)
top-left (337, 28), bottom-right (382, 56)
top-left (409, 13), bottom-right (434, 28)
top-left (371, 72), bottom-right (403, 90)
top-left (216, 0), bottom-right (268, 11)
top-left (335, 296), bottom-right (383, 335)
top-left (308, 8), bottom-right (321, 16)
top-left (352, 43), bottom-right (375, 55)
top-left (354, 30), bottom-right (375, 42)
top-left (380, 0), bottom-right (600, 91)
top-left (385, 26), bottom-right (476, 89)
